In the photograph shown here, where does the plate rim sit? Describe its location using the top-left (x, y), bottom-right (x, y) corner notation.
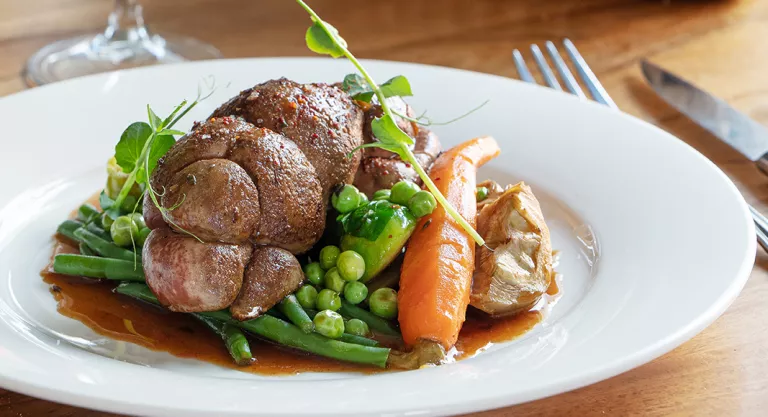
top-left (0, 56), bottom-right (756, 416)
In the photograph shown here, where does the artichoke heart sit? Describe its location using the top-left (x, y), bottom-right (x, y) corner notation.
top-left (471, 181), bottom-right (553, 316)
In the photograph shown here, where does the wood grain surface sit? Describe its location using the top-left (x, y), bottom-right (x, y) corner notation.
top-left (2, 0), bottom-right (768, 415)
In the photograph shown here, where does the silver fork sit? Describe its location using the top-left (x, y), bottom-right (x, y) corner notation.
top-left (512, 39), bottom-right (768, 252)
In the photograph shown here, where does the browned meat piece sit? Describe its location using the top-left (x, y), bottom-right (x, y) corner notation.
top-left (143, 227), bottom-right (252, 313)
top-left (162, 159), bottom-right (260, 244)
top-left (230, 246), bottom-right (304, 321)
top-left (471, 182), bottom-right (553, 316)
top-left (146, 117), bottom-right (324, 253)
top-left (211, 78), bottom-right (364, 194)
top-left (354, 127), bottom-right (442, 197)
top-left (228, 127), bottom-right (324, 253)
top-left (142, 195), bottom-right (164, 230)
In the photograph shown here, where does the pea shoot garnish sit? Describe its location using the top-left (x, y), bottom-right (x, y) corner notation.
top-left (103, 82), bottom-right (215, 243)
top-left (296, 0), bottom-right (486, 245)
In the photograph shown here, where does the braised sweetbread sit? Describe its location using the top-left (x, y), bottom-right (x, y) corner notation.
top-left (230, 246), bottom-right (305, 321)
top-left (143, 227), bottom-right (252, 313)
top-left (148, 117), bottom-right (324, 254)
top-left (211, 78), bottom-right (365, 194)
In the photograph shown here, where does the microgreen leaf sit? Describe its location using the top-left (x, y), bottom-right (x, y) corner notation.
top-left (147, 106), bottom-right (163, 130)
top-left (349, 142), bottom-right (405, 157)
top-left (342, 74), bottom-right (375, 102)
top-left (305, 20), bottom-right (347, 58)
top-left (136, 134), bottom-right (175, 184)
top-left (160, 129), bottom-right (187, 136)
top-left (114, 122), bottom-right (153, 174)
top-left (99, 190), bottom-right (115, 210)
top-left (379, 75), bottom-right (412, 98)
top-left (371, 115), bottom-right (415, 146)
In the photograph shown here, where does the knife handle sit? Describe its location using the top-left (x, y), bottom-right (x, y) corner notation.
top-left (757, 153), bottom-right (768, 176)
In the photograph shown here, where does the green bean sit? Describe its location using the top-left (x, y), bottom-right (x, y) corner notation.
top-left (339, 300), bottom-right (401, 337)
top-left (195, 314), bottom-right (253, 365)
top-left (79, 242), bottom-right (96, 256)
top-left (77, 204), bottom-right (101, 225)
top-left (339, 333), bottom-right (379, 347)
top-left (74, 228), bottom-right (137, 261)
top-left (339, 333), bottom-right (381, 346)
top-left (53, 254), bottom-right (144, 281)
top-left (278, 295), bottom-right (314, 333)
top-left (115, 283), bottom-right (390, 368)
top-left (57, 220), bottom-right (83, 242)
top-left (86, 222), bottom-right (112, 241)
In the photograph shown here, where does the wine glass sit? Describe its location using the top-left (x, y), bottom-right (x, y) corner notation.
top-left (23, 0), bottom-right (222, 86)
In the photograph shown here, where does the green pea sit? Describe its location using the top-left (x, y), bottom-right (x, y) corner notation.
top-left (303, 262), bottom-right (324, 286)
top-left (390, 180), bottom-right (421, 205)
top-left (369, 288), bottom-right (398, 319)
top-left (138, 227), bottom-right (151, 246)
top-left (372, 189), bottom-right (391, 201)
top-left (101, 211), bottom-right (117, 229)
top-left (332, 184), bottom-right (362, 213)
top-left (295, 285), bottom-right (318, 310)
top-left (316, 289), bottom-right (342, 311)
top-left (344, 318), bottom-right (370, 337)
top-left (127, 213), bottom-right (146, 229)
top-left (323, 268), bottom-right (346, 293)
top-left (476, 186), bottom-right (489, 201)
top-left (313, 310), bottom-right (345, 339)
top-left (337, 250), bottom-right (365, 281)
top-left (319, 245), bottom-right (341, 270)
top-left (110, 216), bottom-right (139, 248)
top-left (343, 281), bottom-right (368, 305)
top-left (408, 190), bottom-right (437, 218)
top-left (120, 195), bottom-right (139, 214)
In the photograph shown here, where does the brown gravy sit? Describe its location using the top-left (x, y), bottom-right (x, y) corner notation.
top-left (45, 201), bottom-right (557, 374)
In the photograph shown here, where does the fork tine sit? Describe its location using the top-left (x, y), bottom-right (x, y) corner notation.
top-left (545, 41), bottom-right (586, 99)
top-left (531, 45), bottom-right (562, 90)
top-left (563, 39), bottom-right (617, 109)
top-left (512, 49), bottom-right (536, 84)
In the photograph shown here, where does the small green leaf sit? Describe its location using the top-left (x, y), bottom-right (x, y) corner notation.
top-left (160, 129), bottom-right (187, 136)
top-left (137, 134), bottom-right (175, 184)
top-left (305, 20), bottom-right (347, 58)
top-left (147, 106), bottom-right (162, 130)
top-left (342, 74), bottom-right (375, 102)
top-left (371, 114), bottom-right (414, 146)
top-left (115, 122), bottom-right (153, 174)
top-left (99, 190), bottom-right (115, 210)
top-left (349, 142), bottom-right (405, 157)
top-left (380, 76), bottom-right (412, 98)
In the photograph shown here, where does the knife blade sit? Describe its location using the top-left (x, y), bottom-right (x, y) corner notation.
top-left (641, 60), bottom-right (768, 173)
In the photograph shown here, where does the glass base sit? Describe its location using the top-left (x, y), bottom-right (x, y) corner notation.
top-left (24, 32), bottom-right (222, 86)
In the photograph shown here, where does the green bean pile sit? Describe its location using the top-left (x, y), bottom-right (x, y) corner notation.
top-left (52, 179), bottom-right (436, 369)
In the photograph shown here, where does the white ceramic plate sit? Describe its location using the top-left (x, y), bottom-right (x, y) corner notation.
top-left (0, 58), bottom-right (755, 416)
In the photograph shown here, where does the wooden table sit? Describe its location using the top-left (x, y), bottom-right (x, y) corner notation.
top-left (2, 0), bottom-right (767, 415)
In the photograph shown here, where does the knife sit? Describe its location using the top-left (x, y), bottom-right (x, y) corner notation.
top-left (641, 60), bottom-right (768, 175)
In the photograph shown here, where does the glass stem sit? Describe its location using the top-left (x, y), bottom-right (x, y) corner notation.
top-left (104, 0), bottom-right (149, 41)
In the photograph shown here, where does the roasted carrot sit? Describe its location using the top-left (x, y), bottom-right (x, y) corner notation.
top-left (398, 136), bottom-right (500, 349)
